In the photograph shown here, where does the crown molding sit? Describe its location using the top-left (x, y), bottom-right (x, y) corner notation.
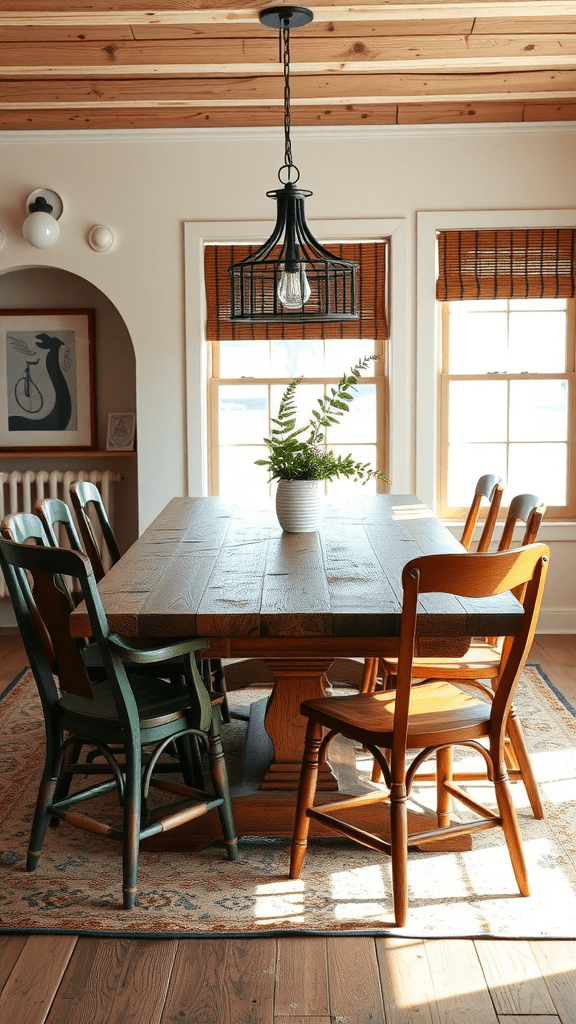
top-left (1, 122), bottom-right (575, 145)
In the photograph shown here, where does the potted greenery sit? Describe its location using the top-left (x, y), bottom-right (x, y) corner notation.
top-left (256, 355), bottom-right (390, 533)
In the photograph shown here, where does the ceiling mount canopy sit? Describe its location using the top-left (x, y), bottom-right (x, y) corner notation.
top-left (228, 6), bottom-right (358, 325)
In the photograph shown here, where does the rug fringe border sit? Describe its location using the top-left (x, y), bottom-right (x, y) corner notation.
top-left (0, 926), bottom-right (572, 940)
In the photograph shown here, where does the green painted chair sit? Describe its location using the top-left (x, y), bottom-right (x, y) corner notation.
top-left (0, 535), bottom-right (238, 910)
top-left (68, 482), bottom-right (231, 721)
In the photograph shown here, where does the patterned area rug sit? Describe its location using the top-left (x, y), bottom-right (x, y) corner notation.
top-left (1, 664), bottom-right (576, 938)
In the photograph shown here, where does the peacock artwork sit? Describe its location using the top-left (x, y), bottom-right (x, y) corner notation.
top-left (0, 309), bottom-right (95, 450)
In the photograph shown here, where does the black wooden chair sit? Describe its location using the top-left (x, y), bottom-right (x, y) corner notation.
top-left (290, 544), bottom-right (549, 927)
top-left (69, 481), bottom-right (230, 720)
top-left (0, 535), bottom-right (238, 909)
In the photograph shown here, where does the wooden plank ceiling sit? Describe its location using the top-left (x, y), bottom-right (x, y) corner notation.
top-left (0, 1), bottom-right (575, 130)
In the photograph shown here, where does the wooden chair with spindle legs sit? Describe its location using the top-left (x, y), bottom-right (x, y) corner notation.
top-left (355, 475), bottom-right (503, 696)
top-left (373, 493), bottom-right (546, 816)
top-left (289, 543), bottom-right (549, 927)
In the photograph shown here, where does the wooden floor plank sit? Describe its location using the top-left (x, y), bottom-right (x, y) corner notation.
top-left (275, 937), bottom-right (328, 1018)
top-left (529, 941), bottom-right (576, 1024)
top-left (497, 1016), bottom-right (560, 1024)
top-left (474, 939), bottom-right (557, 1015)
top-left (423, 939), bottom-right (499, 1023)
top-left (376, 937), bottom-right (440, 1024)
top-left (47, 937), bottom-right (178, 1024)
top-left (326, 936), bottom-right (384, 1024)
top-left (0, 935), bottom-right (28, 994)
top-left (220, 938), bottom-right (276, 1024)
top-left (529, 637), bottom-right (576, 701)
top-left (0, 934), bottom-right (77, 1024)
top-left (159, 938), bottom-right (227, 1024)
top-left (274, 1018), bottom-right (330, 1024)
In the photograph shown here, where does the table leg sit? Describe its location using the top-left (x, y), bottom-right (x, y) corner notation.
top-left (260, 657), bottom-right (337, 791)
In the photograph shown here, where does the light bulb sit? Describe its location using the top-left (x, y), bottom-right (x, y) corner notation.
top-left (23, 210), bottom-right (60, 249)
top-left (277, 264), bottom-right (311, 308)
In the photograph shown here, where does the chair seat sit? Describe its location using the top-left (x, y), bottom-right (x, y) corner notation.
top-left (302, 680), bottom-right (491, 749)
top-left (60, 675), bottom-right (193, 730)
top-left (380, 640), bottom-right (502, 680)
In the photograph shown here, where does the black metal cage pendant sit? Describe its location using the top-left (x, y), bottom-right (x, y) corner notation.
top-left (228, 6), bottom-right (358, 324)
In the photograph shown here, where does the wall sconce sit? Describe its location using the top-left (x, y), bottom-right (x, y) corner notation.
top-left (88, 225), bottom-right (114, 252)
top-left (22, 188), bottom-right (63, 249)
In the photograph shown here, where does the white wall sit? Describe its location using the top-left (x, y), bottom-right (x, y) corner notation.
top-left (0, 123), bottom-right (575, 629)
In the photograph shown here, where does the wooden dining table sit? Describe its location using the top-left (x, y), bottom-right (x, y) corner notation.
top-left (70, 493), bottom-right (523, 852)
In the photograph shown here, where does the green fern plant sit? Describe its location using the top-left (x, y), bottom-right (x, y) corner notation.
top-left (255, 356), bottom-right (391, 485)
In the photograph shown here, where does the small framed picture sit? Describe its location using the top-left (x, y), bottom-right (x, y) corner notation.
top-left (0, 308), bottom-right (96, 450)
top-left (106, 412), bottom-right (136, 451)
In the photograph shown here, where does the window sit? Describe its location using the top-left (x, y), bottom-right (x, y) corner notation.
top-left (205, 242), bottom-right (389, 501)
top-left (437, 229), bottom-right (576, 520)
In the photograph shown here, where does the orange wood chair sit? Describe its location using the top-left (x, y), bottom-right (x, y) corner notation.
top-left (460, 473), bottom-right (504, 553)
top-left (289, 543), bottom-right (549, 927)
top-left (354, 475), bottom-right (503, 697)
top-left (373, 493), bottom-right (546, 816)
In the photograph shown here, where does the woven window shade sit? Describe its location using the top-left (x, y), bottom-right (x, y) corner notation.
top-left (205, 241), bottom-right (388, 340)
top-left (436, 229), bottom-right (576, 301)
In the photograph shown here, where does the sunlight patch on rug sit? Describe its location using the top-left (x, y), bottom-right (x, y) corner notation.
top-left (1, 665), bottom-right (576, 937)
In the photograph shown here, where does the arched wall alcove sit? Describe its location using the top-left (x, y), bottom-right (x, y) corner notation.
top-left (0, 265), bottom-right (138, 556)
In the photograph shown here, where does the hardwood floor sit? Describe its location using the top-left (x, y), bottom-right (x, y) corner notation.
top-left (1, 630), bottom-right (576, 1024)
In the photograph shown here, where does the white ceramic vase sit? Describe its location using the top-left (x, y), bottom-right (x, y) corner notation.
top-left (275, 479), bottom-right (324, 533)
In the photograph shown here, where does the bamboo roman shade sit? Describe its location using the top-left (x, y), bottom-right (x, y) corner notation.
top-left (436, 229), bottom-right (576, 301)
top-left (205, 241), bottom-right (389, 340)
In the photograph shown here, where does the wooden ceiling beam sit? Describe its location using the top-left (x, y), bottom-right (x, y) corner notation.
top-left (1, 3), bottom-right (575, 22)
top-left (1, 36), bottom-right (576, 70)
top-left (2, 69), bottom-right (574, 104)
top-left (1, 98), bottom-right (575, 131)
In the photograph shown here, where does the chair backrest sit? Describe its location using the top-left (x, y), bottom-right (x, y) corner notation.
top-left (497, 493), bottom-right (545, 552)
top-left (0, 536), bottom-right (101, 702)
top-left (460, 474), bottom-right (504, 553)
top-left (69, 481), bottom-right (121, 582)
top-left (34, 496), bottom-right (84, 553)
top-left (1, 511), bottom-right (76, 671)
top-left (0, 511), bottom-right (48, 546)
top-left (391, 544), bottom-right (549, 778)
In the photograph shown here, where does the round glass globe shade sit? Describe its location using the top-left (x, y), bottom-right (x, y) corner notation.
top-left (23, 211), bottom-right (60, 248)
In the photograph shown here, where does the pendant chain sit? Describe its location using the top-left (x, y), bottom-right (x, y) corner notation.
top-left (282, 22), bottom-right (295, 178)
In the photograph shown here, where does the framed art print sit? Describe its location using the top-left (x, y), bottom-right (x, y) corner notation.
top-left (106, 412), bottom-right (136, 451)
top-left (0, 308), bottom-right (96, 450)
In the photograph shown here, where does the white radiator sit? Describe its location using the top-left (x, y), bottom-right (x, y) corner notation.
top-left (0, 468), bottom-right (121, 598)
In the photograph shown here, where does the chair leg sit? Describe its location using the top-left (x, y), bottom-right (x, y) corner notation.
top-left (207, 721), bottom-right (238, 861)
top-left (493, 767), bottom-right (530, 897)
top-left (175, 734), bottom-right (205, 790)
top-left (389, 783), bottom-right (409, 928)
top-left (27, 773), bottom-right (58, 871)
top-left (290, 720), bottom-right (323, 880)
top-left (122, 750), bottom-right (142, 910)
top-left (436, 746), bottom-right (453, 828)
top-left (359, 658), bottom-right (378, 694)
top-left (211, 659), bottom-right (230, 724)
top-left (49, 738), bottom-right (85, 827)
top-left (505, 706), bottom-right (544, 819)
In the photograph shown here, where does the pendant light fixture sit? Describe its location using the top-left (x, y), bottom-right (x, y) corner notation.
top-left (228, 6), bottom-right (358, 323)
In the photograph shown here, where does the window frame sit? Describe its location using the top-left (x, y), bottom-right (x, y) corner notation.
top-left (417, 210), bottom-right (576, 525)
top-left (208, 341), bottom-right (388, 497)
top-left (437, 297), bottom-right (576, 521)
